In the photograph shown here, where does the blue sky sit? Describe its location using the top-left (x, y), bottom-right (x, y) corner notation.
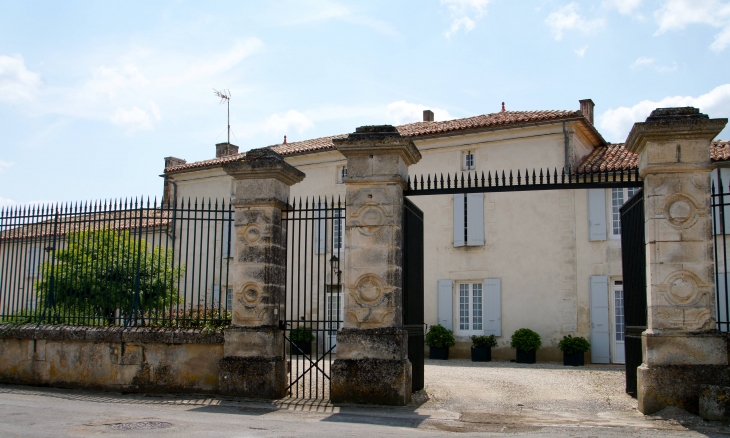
top-left (1, 0), bottom-right (729, 205)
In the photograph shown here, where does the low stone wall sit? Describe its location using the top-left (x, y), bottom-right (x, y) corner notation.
top-left (0, 324), bottom-right (224, 393)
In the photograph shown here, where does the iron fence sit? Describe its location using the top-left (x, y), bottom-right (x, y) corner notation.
top-left (281, 197), bottom-right (345, 400)
top-left (0, 197), bottom-right (233, 328)
top-left (712, 174), bottom-right (730, 332)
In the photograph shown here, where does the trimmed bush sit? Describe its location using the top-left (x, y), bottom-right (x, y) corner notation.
top-left (289, 326), bottom-right (315, 343)
top-left (471, 334), bottom-right (498, 348)
top-left (558, 334), bottom-right (591, 354)
top-left (425, 324), bottom-right (456, 348)
top-left (509, 328), bottom-right (542, 352)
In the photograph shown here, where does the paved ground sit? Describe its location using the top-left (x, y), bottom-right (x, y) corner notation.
top-left (2, 359), bottom-right (730, 437)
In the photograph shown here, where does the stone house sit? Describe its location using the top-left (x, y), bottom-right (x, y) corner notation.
top-left (162, 101), bottom-right (730, 363)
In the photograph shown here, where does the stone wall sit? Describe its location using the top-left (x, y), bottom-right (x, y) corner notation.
top-left (0, 325), bottom-right (223, 393)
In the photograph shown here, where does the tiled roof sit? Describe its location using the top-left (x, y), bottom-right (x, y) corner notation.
top-left (165, 110), bottom-right (593, 173)
top-left (577, 140), bottom-right (730, 173)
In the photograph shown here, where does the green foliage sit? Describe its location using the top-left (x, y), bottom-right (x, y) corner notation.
top-left (34, 229), bottom-right (184, 325)
top-left (425, 324), bottom-right (456, 348)
top-left (558, 334), bottom-right (591, 354)
top-left (290, 326), bottom-right (315, 342)
top-left (471, 334), bottom-right (498, 348)
top-left (509, 328), bottom-right (542, 352)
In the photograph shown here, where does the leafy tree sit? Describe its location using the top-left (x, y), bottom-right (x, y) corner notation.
top-left (35, 229), bottom-right (183, 325)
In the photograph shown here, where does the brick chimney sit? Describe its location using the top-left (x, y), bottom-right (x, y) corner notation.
top-left (423, 110), bottom-right (434, 122)
top-left (579, 99), bottom-right (595, 125)
top-left (164, 156), bottom-right (186, 169)
top-left (216, 142), bottom-right (240, 158)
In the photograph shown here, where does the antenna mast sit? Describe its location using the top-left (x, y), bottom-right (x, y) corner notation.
top-left (213, 89), bottom-right (231, 144)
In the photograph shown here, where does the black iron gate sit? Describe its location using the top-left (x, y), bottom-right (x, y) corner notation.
top-left (620, 189), bottom-right (646, 397)
top-left (403, 198), bottom-right (425, 392)
top-left (281, 197), bottom-right (344, 400)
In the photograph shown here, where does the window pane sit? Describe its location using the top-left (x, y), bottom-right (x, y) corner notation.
top-left (612, 188), bottom-right (624, 235)
top-left (459, 284), bottom-right (469, 330)
top-left (472, 283), bottom-right (482, 331)
top-left (333, 209), bottom-right (342, 250)
top-left (615, 289), bottom-right (625, 342)
top-left (627, 187), bottom-right (640, 199)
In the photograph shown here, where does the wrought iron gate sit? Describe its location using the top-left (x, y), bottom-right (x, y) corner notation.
top-left (620, 189), bottom-right (646, 397)
top-left (403, 198), bottom-right (425, 392)
top-left (282, 197), bottom-right (344, 400)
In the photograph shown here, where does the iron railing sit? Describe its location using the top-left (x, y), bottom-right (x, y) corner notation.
top-left (712, 175), bottom-right (730, 332)
top-left (0, 197), bottom-right (232, 328)
top-left (405, 167), bottom-right (642, 195)
top-left (281, 197), bottom-right (345, 400)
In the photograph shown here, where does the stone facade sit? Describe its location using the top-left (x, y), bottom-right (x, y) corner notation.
top-left (626, 107), bottom-right (729, 414)
top-left (330, 125), bottom-right (421, 405)
top-left (219, 148), bottom-right (305, 399)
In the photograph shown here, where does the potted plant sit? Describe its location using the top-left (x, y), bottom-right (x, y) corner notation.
top-left (471, 334), bottom-right (497, 362)
top-left (289, 326), bottom-right (315, 355)
top-left (425, 324), bottom-right (455, 360)
top-left (510, 328), bottom-right (541, 364)
top-left (558, 334), bottom-right (591, 366)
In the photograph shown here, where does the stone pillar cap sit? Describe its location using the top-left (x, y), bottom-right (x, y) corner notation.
top-left (222, 147), bottom-right (305, 185)
top-left (625, 107), bottom-right (727, 154)
top-left (333, 125), bottom-right (422, 166)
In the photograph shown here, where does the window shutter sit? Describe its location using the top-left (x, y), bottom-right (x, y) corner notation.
top-left (466, 193), bottom-right (485, 246)
top-left (438, 279), bottom-right (453, 330)
top-left (483, 278), bottom-right (501, 336)
top-left (590, 276), bottom-right (610, 364)
top-left (588, 189), bottom-right (607, 241)
top-left (453, 194), bottom-right (465, 247)
top-left (315, 203), bottom-right (326, 254)
top-left (712, 169), bottom-right (730, 235)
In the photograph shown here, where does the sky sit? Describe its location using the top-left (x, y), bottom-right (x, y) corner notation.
top-left (1, 0), bottom-right (729, 206)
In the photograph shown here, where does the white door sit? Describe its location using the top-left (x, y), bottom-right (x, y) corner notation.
top-left (326, 289), bottom-right (343, 353)
top-left (590, 276), bottom-right (610, 364)
top-left (613, 284), bottom-right (626, 364)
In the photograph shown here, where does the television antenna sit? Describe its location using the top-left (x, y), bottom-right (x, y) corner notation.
top-left (213, 89), bottom-right (231, 145)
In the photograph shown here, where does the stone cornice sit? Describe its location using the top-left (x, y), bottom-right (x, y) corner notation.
top-left (625, 107), bottom-right (727, 155)
top-left (222, 147), bottom-right (305, 186)
top-left (334, 125), bottom-right (422, 166)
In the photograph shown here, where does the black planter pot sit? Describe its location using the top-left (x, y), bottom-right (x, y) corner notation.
top-left (471, 346), bottom-right (491, 362)
top-left (515, 349), bottom-right (536, 364)
top-left (429, 346), bottom-right (449, 360)
top-left (291, 341), bottom-right (311, 356)
top-left (563, 351), bottom-right (585, 366)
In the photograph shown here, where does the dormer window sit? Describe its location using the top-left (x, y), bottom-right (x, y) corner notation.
top-left (463, 151), bottom-right (475, 171)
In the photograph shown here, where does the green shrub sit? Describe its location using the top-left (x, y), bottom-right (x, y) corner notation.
top-left (425, 324), bottom-right (456, 348)
top-left (558, 335), bottom-right (591, 354)
top-left (509, 328), bottom-right (542, 352)
top-left (471, 334), bottom-right (498, 348)
top-left (290, 326), bottom-right (315, 342)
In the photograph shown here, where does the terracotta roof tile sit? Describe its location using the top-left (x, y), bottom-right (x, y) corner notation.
top-left (577, 140), bottom-right (729, 173)
top-left (165, 110), bottom-right (592, 173)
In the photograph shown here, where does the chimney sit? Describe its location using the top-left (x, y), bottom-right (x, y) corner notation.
top-left (423, 110), bottom-right (434, 122)
top-left (164, 156), bottom-right (186, 169)
top-left (579, 99), bottom-right (595, 125)
top-left (216, 142), bottom-right (240, 158)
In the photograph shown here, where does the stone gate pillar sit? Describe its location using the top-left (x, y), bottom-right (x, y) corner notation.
top-left (625, 108), bottom-right (728, 414)
top-left (218, 148), bottom-right (305, 398)
top-left (331, 125), bottom-right (421, 405)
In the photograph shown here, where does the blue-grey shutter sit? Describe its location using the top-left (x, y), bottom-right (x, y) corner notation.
top-left (438, 279), bottom-right (453, 330)
top-left (315, 203), bottom-right (326, 254)
top-left (712, 169), bottom-right (730, 235)
top-left (483, 278), bottom-right (501, 336)
top-left (588, 189), bottom-right (607, 241)
top-left (453, 194), bottom-right (465, 247)
top-left (466, 193), bottom-right (485, 246)
top-left (590, 276), bottom-right (610, 364)
top-left (717, 271), bottom-right (729, 332)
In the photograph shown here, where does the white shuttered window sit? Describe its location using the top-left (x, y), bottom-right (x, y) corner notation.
top-left (453, 194), bottom-right (485, 247)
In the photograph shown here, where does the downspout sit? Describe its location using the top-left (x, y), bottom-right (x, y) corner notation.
top-left (563, 121), bottom-right (570, 172)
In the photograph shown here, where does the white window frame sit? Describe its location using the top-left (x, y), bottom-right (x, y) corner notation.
top-left (612, 280), bottom-right (626, 364)
top-left (338, 166), bottom-right (347, 184)
top-left (455, 282), bottom-right (483, 336)
top-left (326, 285), bottom-right (344, 352)
top-left (463, 150), bottom-right (475, 171)
top-left (611, 187), bottom-right (641, 237)
top-left (333, 209), bottom-right (344, 253)
top-left (226, 287), bottom-right (233, 311)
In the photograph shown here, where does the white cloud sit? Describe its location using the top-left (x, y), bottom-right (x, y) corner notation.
top-left (655, 61), bottom-right (678, 73)
top-left (598, 84), bottom-right (730, 141)
top-left (262, 110), bottom-right (314, 135)
top-left (603, 0), bottom-right (643, 15)
top-left (629, 56), bottom-right (677, 73)
top-left (386, 101), bottom-right (453, 125)
top-left (630, 56), bottom-right (655, 69)
top-left (0, 160), bottom-right (14, 173)
top-left (574, 46), bottom-right (588, 57)
top-left (110, 106), bottom-right (154, 134)
top-left (545, 3), bottom-right (606, 41)
top-left (275, 1), bottom-right (400, 38)
top-left (0, 196), bottom-right (17, 207)
top-left (654, 0), bottom-right (730, 51)
top-left (0, 54), bottom-right (43, 103)
top-left (442, 0), bottom-right (492, 38)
